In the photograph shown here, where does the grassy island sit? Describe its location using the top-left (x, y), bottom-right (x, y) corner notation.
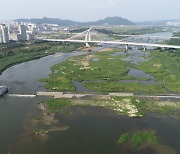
top-left (40, 96), bottom-right (180, 118)
top-left (118, 131), bottom-right (158, 148)
top-left (41, 48), bottom-right (170, 94)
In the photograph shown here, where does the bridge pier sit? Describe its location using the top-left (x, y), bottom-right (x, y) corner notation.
top-left (125, 45), bottom-right (128, 50)
top-left (85, 43), bottom-right (90, 47)
top-left (143, 47), bottom-right (146, 51)
top-left (162, 47), bottom-right (165, 50)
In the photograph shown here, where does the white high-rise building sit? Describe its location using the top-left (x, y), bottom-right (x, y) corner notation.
top-left (18, 25), bottom-right (27, 41)
top-left (27, 23), bottom-right (37, 33)
top-left (0, 24), bottom-right (9, 44)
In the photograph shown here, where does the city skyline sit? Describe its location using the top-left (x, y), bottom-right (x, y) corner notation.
top-left (0, 0), bottom-right (180, 22)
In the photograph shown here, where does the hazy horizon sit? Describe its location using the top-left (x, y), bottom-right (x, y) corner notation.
top-left (1, 0), bottom-right (180, 22)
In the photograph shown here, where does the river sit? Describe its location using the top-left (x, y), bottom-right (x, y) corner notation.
top-left (0, 51), bottom-right (86, 154)
top-left (0, 31), bottom-right (179, 154)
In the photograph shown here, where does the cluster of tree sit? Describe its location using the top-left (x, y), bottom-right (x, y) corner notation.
top-left (14, 46), bottom-right (51, 53)
top-left (95, 29), bottom-right (116, 35)
top-left (0, 41), bottom-right (77, 59)
top-left (95, 27), bottom-right (165, 36)
top-left (168, 39), bottom-right (180, 46)
top-left (0, 43), bottom-right (24, 52)
top-left (0, 50), bottom-right (14, 58)
top-left (69, 28), bottom-right (89, 33)
top-left (173, 31), bottom-right (180, 37)
top-left (0, 42), bottom-right (53, 58)
top-left (167, 31), bottom-right (180, 46)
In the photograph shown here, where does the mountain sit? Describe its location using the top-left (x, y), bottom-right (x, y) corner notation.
top-left (14, 17), bottom-right (135, 26)
top-left (15, 17), bottom-right (80, 26)
top-left (84, 17), bottom-right (134, 25)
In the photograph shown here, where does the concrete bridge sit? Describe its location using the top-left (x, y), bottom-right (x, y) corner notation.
top-left (42, 27), bottom-right (180, 50)
top-left (67, 27), bottom-right (92, 47)
top-left (113, 34), bottom-right (180, 39)
top-left (43, 38), bottom-right (180, 50)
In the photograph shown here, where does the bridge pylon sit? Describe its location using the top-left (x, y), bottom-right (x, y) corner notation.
top-left (143, 46), bottom-right (146, 51)
top-left (85, 27), bottom-right (92, 47)
top-left (125, 44), bottom-right (128, 50)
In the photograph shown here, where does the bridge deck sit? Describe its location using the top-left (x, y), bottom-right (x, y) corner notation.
top-left (43, 39), bottom-right (180, 49)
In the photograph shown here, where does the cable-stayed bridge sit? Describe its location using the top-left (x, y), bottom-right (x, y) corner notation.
top-left (42, 28), bottom-right (180, 50)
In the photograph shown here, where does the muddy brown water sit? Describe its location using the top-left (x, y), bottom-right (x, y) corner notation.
top-left (7, 106), bottom-right (180, 154)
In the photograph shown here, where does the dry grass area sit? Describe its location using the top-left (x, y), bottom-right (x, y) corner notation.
top-left (80, 46), bottom-right (97, 51)
top-left (69, 53), bottom-right (97, 70)
top-left (71, 97), bottom-right (142, 117)
top-left (148, 101), bottom-right (180, 117)
top-left (71, 97), bottom-right (180, 118)
top-left (111, 98), bottom-right (140, 117)
top-left (80, 55), bottom-right (96, 69)
top-left (153, 63), bottom-right (161, 68)
top-left (98, 48), bottom-right (115, 52)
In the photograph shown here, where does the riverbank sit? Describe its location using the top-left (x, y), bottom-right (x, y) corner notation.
top-left (0, 41), bottom-right (82, 75)
top-left (39, 96), bottom-right (180, 119)
top-left (0, 48), bottom-right (90, 154)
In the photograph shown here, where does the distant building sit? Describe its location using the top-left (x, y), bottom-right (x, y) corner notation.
top-left (27, 33), bottom-right (35, 40)
top-left (166, 22), bottom-right (180, 27)
top-left (17, 25), bottom-right (27, 41)
top-left (27, 23), bottom-right (37, 34)
top-left (9, 33), bottom-right (18, 41)
top-left (17, 34), bottom-right (22, 41)
top-left (0, 31), bottom-right (2, 43)
top-left (0, 24), bottom-right (9, 44)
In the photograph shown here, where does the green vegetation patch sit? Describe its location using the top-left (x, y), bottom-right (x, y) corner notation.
top-left (147, 101), bottom-right (180, 118)
top-left (41, 49), bottom-right (135, 92)
top-left (32, 128), bottom-right (48, 135)
top-left (167, 31), bottom-right (180, 45)
top-left (118, 131), bottom-right (158, 148)
top-left (96, 26), bottom-right (165, 36)
top-left (41, 48), bottom-right (167, 94)
top-left (130, 131), bottom-right (145, 147)
top-left (41, 97), bottom-right (180, 118)
top-left (135, 50), bottom-right (180, 93)
top-left (118, 133), bottom-right (131, 144)
top-left (143, 131), bottom-right (158, 145)
top-left (0, 42), bottom-right (81, 74)
top-left (112, 96), bottom-right (147, 116)
top-left (33, 114), bottom-right (42, 120)
top-left (84, 81), bottom-right (166, 94)
top-left (43, 98), bottom-right (73, 112)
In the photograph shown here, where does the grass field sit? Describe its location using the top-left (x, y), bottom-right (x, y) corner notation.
top-left (41, 48), bottom-right (169, 94)
top-left (96, 26), bottom-right (166, 35)
top-left (135, 50), bottom-right (180, 93)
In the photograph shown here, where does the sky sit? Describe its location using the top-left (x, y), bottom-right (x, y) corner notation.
top-left (0, 0), bottom-right (180, 22)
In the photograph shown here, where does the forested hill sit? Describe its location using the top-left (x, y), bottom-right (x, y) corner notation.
top-left (15, 16), bottom-right (135, 26)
